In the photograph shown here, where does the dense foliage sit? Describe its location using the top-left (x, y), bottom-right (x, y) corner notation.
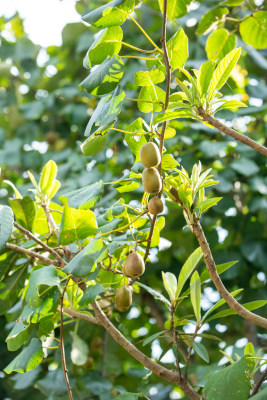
top-left (0, 1), bottom-right (267, 399)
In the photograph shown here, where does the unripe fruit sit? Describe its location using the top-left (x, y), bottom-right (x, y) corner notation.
top-left (148, 197), bottom-right (164, 215)
top-left (140, 142), bottom-right (161, 168)
top-left (142, 167), bottom-right (162, 194)
top-left (124, 252), bottom-right (145, 278)
top-left (115, 286), bottom-right (132, 312)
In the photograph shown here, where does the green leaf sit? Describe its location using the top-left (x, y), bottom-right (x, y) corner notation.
top-left (206, 300), bottom-right (267, 322)
top-left (197, 7), bottom-right (229, 35)
top-left (79, 284), bottom-right (105, 306)
top-left (25, 266), bottom-right (60, 308)
top-left (81, 132), bottom-right (108, 156)
top-left (143, 330), bottom-right (167, 346)
top-left (0, 265), bottom-right (28, 316)
top-left (214, 100), bottom-right (247, 113)
top-left (162, 272), bottom-right (177, 301)
top-left (79, 55), bottom-right (124, 95)
top-left (202, 288), bottom-right (243, 321)
top-left (167, 28), bottom-right (188, 70)
top-left (138, 85), bottom-right (165, 113)
top-left (208, 48), bottom-right (241, 102)
top-left (59, 181), bottom-right (104, 210)
top-left (197, 61), bottom-right (216, 99)
top-left (176, 248), bottom-right (203, 298)
top-left (240, 11), bottom-right (267, 50)
top-left (88, 26), bottom-right (123, 65)
top-left (85, 86), bottom-right (125, 136)
top-left (62, 235), bottom-right (108, 278)
top-left (135, 68), bottom-right (165, 86)
top-left (6, 316), bottom-right (33, 352)
top-left (153, 110), bottom-right (195, 124)
top-left (124, 119), bottom-right (147, 161)
top-left (231, 158), bottom-right (260, 177)
top-left (137, 282), bottom-right (171, 307)
top-left (161, 154), bottom-right (179, 170)
top-left (58, 206), bottom-right (97, 245)
top-left (39, 160), bottom-right (58, 195)
top-left (190, 271), bottom-right (201, 321)
top-left (158, 0), bottom-right (190, 20)
top-left (71, 333), bottom-right (89, 366)
top-left (9, 196), bottom-right (35, 232)
top-left (206, 28), bottom-right (236, 61)
top-left (194, 197), bottom-right (222, 213)
top-left (200, 260), bottom-right (238, 282)
top-left (203, 356), bottom-right (250, 400)
top-left (193, 342), bottom-right (209, 363)
top-left (82, 0), bottom-right (135, 28)
top-left (4, 338), bottom-right (43, 374)
top-left (250, 387), bottom-right (267, 399)
top-left (0, 205), bottom-right (14, 251)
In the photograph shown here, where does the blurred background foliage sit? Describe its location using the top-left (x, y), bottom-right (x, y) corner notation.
top-left (0, 0), bottom-right (266, 399)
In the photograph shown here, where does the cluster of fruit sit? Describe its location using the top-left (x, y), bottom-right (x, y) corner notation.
top-left (115, 142), bottom-right (163, 312)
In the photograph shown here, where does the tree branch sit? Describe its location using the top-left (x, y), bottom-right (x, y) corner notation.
top-left (251, 367), bottom-right (267, 396)
top-left (63, 308), bottom-right (99, 325)
top-left (14, 222), bottom-right (66, 266)
top-left (170, 187), bottom-right (267, 330)
top-left (6, 242), bottom-right (60, 267)
top-left (198, 107), bottom-right (267, 157)
top-left (191, 216), bottom-right (267, 329)
top-left (92, 301), bottom-right (201, 400)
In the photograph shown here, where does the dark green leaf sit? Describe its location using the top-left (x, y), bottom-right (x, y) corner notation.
top-left (25, 266), bottom-right (60, 308)
top-left (79, 284), bottom-right (105, 306)
top-left (193, 342), bottom-right (209, 363)
top-left (59, 181), bottom-right (104, 210)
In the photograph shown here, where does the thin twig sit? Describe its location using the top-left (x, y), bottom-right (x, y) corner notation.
top-left (6, 242), bottom-right (59, 266)
top-left (171, 303), bottom-right (182, 378)
top-left (42, 203), bottom-right (59, 237)
top-left (198, 107), bottom-right (267, 157)
top-left (251, 367), bottom-right (267, 396)
top-left (14, 222), bottom-right (66, 266)
top-left (144, 0), bottom-right (172, 263)
top-left (184, 323), bottom-right (200, 379)
top-left (60, 279), bottom-right (73, 400)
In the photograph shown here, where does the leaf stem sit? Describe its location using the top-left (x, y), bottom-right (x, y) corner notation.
top-left (126, 13), bottom-right (164, 54)
top-left (120, 41), bottom-right (156, 53)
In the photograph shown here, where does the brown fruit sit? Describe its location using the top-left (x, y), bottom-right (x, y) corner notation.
top-left (142, 167), bottom-right (162, 194)
top-left (140, 142), bottom-right (161, 168)
top-left (148, 197), bottom-right (164, 215)
top-left (123, 252), bottom-right (145, 278)
top-left (115, 286), bottom-right (132, 312)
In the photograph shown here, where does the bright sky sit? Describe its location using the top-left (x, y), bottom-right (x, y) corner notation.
top-left (1, 0), bottom-right (81, 47)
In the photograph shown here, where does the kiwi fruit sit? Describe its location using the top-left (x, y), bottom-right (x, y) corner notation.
top-left (140, 142), bottom-right (161, 168)
top-left (124, 252), bottom-right (145, 278)
top-left (142, 167), bottom-right (162, 194)
top-left (115, 286), bottom-right (132, 312)
top-left (148, 197), bottom-right (164, 215)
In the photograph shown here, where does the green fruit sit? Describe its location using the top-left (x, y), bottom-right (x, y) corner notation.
top-left (142, 167), bottom-right (162, 194)
top-left (124, 252), bottom-right (145, 278)
top-left (115, 286), bottom-right (132, 312)
top-left (81, 134), bottom-right (107, 156)
top-left (140, 142), bottom-right (161, 168)
top-left (148, 197), bottom-right (164, 215)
